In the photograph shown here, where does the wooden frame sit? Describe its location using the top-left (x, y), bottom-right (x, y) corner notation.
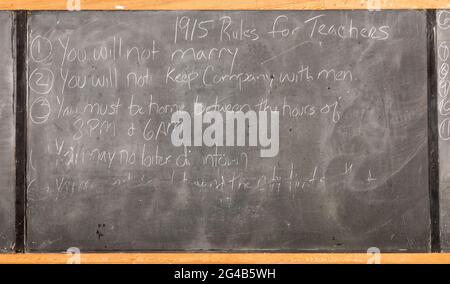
top-left (0, 0), bottom-right (449, 264)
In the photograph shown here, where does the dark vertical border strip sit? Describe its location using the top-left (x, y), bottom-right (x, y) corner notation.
top-left (426, 10), bottom-right (440, 253)
top-left (14, 10), bottom-right (27, 253)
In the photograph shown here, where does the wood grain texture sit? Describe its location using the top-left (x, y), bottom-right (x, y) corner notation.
top-left (0, 0), bottom-right (449, 10)
top-left (0, 253), bottom-right (449, 264)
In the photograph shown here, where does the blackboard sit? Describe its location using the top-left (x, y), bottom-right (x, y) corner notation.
top-left (0, 11), bottom-right (15, 252)
top-left (437, 10), bottom-right (450, 252)
top-left (26, 10), bottom-right (431, 252)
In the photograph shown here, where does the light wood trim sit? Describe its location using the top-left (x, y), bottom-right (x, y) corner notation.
top-left (0, 253), bottom-right (447, 264)
top-left (0, 0), bottom-right (449, 10)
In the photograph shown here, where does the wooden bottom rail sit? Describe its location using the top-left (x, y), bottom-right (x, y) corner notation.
top-left (0, 253), bottom-right (448, 264)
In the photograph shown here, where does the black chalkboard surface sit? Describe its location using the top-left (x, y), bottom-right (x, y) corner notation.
top-left (0, 11), bottom-right (15, 252)
top-left (26, 10), bottom-right (430, 252)
top-left (437, 10), bottom-right (450, 252)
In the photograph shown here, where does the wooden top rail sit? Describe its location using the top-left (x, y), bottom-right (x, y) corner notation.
top-left (0, 0), bottom-right (449, 11)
